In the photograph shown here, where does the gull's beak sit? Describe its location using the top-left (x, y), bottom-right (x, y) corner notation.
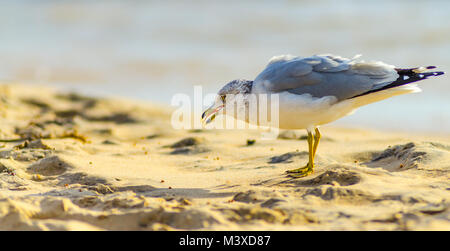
top-left (201, 103), bottom-right (224, 125)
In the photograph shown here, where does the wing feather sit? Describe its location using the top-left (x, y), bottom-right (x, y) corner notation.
top-left (253, 54), bottom-right (398, 100)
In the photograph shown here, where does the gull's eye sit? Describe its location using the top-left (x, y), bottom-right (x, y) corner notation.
top-left (220, 95), bottom-right (226, 103)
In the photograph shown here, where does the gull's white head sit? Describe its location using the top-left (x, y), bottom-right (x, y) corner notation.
top-left (202, 79), bottom-right (253, 125)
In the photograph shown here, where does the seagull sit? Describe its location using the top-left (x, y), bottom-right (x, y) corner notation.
top-left (202, 54), bottom-right (444, 178)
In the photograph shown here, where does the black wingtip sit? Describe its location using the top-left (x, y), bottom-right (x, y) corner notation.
top-left (415, 71), bottom-right (444, 79)
top-left (350, 68), bottom-right (444, 99)
top-left (431, 71), bottom-right (444, 76)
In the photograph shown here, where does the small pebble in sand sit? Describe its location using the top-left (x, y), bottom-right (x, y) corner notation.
top-left (160, 179), bottom-right (165, 183)
top-left (168, 186), bottom-right (172, 189)
top-left (330, 181), bottom-right (340, 186)
top-left (97, 215), bottom-right (108, 220)
top-left (179, 199), bottom-right (192, 206)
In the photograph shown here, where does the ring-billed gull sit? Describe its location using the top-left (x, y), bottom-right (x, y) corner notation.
top-left (202, 54), bottom-right (444, 178)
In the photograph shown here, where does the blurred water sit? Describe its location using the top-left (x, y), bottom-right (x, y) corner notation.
top-left (0, 0), bottom-right (449, 134)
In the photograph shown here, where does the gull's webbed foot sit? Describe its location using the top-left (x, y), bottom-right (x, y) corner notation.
top-left (286, 163), bottom-right (314, 178)
top-left (285, 128), bottom-right (319, 178)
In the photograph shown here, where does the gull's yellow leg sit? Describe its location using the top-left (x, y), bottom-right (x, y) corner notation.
top-left (286, 129), bottom-right (315, 177)
top-left (312, 127), bottom-right (321, 159)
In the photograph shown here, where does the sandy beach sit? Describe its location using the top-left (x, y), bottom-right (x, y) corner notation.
top-left (0, 84), bottom-right (448, 230)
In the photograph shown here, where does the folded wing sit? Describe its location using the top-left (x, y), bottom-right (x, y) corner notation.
top-left (254, 54), bottom-right (399, 101)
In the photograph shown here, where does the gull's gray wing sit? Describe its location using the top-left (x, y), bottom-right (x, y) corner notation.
top-left (253, 54), bottom-right (399, 100)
